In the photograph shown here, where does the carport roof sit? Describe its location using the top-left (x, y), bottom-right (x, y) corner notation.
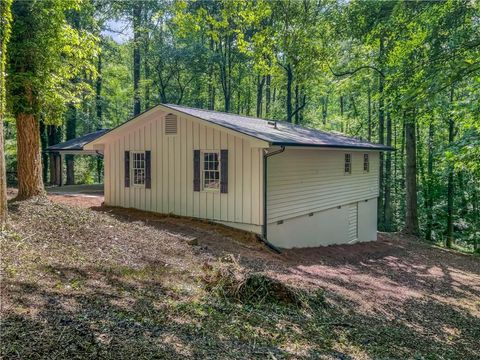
top-left (46, 129), bottom-right (109, 153)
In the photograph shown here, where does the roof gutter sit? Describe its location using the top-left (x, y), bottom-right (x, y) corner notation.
top-left (271, 142), bottom-right (395, 151)
top-left (259, 146), bottom-right (285, 254)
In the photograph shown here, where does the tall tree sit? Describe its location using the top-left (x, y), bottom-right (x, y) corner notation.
top-left (132, 1), bottom-right (142, 115)
top-left (7, 0), bottom-right (98, 199)
top-left (0, 0), bottom-right (12, 227)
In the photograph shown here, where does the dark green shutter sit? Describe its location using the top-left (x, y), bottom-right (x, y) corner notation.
top-left (193, 150), bottom-right (200, 191)
top-left (124, 151), bottom-right (130, 187)
top-left (145, 151), bottom-right (151, 189)
top-left (220, 149), bottom-right (228, 193)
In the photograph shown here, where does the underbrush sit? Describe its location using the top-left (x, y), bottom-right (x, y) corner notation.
top-left (202, 260), bottom-right (326, 309)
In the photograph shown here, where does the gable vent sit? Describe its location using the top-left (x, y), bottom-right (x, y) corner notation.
top-left (165, 113), bottom-right (178, 135)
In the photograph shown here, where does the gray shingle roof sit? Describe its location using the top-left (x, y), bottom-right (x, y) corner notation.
top-left (163, 104), bottom-right (392, 151)
top-left (46, 129), bottom-right (109, 152)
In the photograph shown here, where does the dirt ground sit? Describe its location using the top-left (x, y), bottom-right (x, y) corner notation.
top-left (1, 192), bottom-right (479, 359)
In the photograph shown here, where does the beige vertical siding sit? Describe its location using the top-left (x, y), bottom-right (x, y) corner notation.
top-left (103, 110), bottom-right (264, 227)
top-left (267, 148), bottom-right (379, 223)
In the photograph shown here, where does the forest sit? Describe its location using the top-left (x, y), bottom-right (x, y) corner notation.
top-left (1, 0), bottom-right (479, 253)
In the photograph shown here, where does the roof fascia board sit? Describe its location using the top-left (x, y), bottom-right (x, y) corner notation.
top-left (84, 106), bottom-right (161, 150)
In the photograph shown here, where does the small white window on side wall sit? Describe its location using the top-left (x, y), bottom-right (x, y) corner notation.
top-left (344, 153), bottom-right (352, 175)
top-left (202, 151), bottom-right (220, 191)
top-left (363, 153), bottom-right (370, 172)
top-left (132, 152), bottom-right (146, 186)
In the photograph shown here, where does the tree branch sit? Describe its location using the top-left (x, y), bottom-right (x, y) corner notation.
top-left (327, 62), bottom-right (385, 79)
top-left (290, 94), bottom-right (307, 119)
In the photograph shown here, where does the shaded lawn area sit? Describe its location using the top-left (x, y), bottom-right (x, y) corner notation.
top-left (1, 197), bottom-right (479, 359)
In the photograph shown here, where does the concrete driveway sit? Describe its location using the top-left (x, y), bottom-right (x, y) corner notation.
top-left (45, 184), bottom-right (104, 197)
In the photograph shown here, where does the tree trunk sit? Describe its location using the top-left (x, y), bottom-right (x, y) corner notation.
top-left (384, 111), bottom-right (393, 231)
top-left (0, 113), bottom-right (6, 227)
top-left (286, 64), bottom-right (293, 122)
top-left (96, 53), bottom-right (102, 128)
top-left (143, 8), bottom-right (150, 110)
top-left (367, 85), bottom-right (372, 141)
top-left (294, 84), bottom-right (299, 124)
top-left (208, 37), bottom-right (215, 111)
top-left (16, 113), bottom-right (45, 199)
top-left (425, 121), bottom-right (434, 241)
top-left (47, 125), bottom-right (61, 185)
top-left (321, 96), bottom-right (328, 125)
top-left (39, 120), bottom-right (48, 183)
top-left (377, 37), bottom-right (385, 231)
top-left (404, 109), bottom-right (419, 235)
top-left (133, 2), bottom-right (142, 116)
top-left (65, 105), bottom-right (76, 185)
top-left (446, 87), bottom-right (455, 248)
top-left (265, 74), bottom-right (271, 117)
top-left (256, 75), bottom-right (264, 118)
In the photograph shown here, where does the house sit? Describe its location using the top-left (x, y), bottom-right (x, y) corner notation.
top-left (84, 104), bottom-right (392, 249)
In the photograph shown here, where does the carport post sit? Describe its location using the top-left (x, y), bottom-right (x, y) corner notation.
top-left (59, 153), bottom-right (64, 187)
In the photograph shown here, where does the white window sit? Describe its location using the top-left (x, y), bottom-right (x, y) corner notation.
top-left (344, 153), bottom-right (352, 175)
top-left (363, 153), bottom-right (370, 172)
top-left (202, 151), bottom-right (220, 190)
top-left (132, 152), bottom-right (146, 186)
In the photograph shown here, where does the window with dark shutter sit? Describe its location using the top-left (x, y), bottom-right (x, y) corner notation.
top-left (145, 151), bottom-right (151, 189)
top-left (124, 151), bottom-right (130, 187)
top-left (220, 149), bottom-right (228, 193)
top-left (193, 150), bottom-right (200, 191)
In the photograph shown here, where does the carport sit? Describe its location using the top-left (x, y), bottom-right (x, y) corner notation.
top-left (44, 129), bottom-right (108, 186)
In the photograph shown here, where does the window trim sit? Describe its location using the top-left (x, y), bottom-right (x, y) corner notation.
top-left (363, 153), bottom-right (370, 173)
top-left (201, 150), bottom-right (221, 192)
top-left (131, 151), bottom-right (146, 187)
top-left (344, 153), bottom-right (352, 175)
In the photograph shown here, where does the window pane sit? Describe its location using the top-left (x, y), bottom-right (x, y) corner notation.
top-left (132, 152), bottom-right (146, 185)
top-left (202, 152), bottom-right (220, 190)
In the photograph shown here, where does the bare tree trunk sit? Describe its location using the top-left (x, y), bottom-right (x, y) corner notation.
top-left (16, 113), bottom-right (45, 199)
top-left (377, 37), bottom-right (385, 231)
top-left (133, 2), bottom-right (142, 116)
top-left (384, 111), bottom-right (393, 231)
top-left (39, 120), bottom-right (48, 183)
top-left (143, 9), bottom-right (150, 110)
top-left (340, 95), bottom-right (344, 132)
top-left (65, 105), bottom-right (76, 185)
top-left (321, 96), bottom-right (328, 125)
top-left (96, 54), bottom-right (103, 127)
top-left (404, 109), bottom-right (419, 235)
top-left (367, 85), bottom-right (372, 141)
top-left (265, 74), bottom-right (271, 116)
top-left (446, 87), bottom-right (455, 248)
top-left (294, 84), bottom-right (299, 124)
top-left (286, 64), bottom-right (293, 122)
top-left (425, 121), bottom-right (434, 241)
top-left (256, 75), bottom-right (264, 118)
top-left (0, 113), bottom-right (6, 227)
